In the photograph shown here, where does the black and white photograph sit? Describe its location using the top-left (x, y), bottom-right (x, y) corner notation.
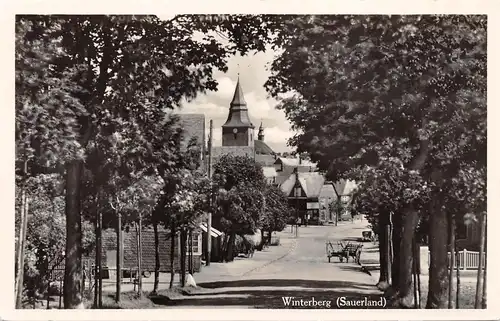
top-left (10, 8), bottom-right (491, 316)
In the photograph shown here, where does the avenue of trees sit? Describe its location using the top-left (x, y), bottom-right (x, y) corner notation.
top-left (264, 15), bottom-right (486, 308)
top-left (15, 14), bottom-right (290, 308)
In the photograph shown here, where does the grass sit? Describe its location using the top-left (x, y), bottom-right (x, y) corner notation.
top-left (82, 287), bottom-right (186, 309)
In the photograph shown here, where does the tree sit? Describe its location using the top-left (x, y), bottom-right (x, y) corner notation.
top-left (265, 15), bottom-right (486, 308)
top-left (212, 155), bottom-right (266, 261)
top-left (16, 14), bottom-right (281, 308)
top-left (260, 184), bottom-right (291, 245)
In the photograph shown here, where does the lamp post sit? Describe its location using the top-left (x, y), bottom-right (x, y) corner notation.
top-left (294, 186), bottom-right (300, 238)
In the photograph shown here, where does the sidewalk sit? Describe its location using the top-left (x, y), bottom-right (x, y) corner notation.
top-left (102, 230), bottom-right (298, 293)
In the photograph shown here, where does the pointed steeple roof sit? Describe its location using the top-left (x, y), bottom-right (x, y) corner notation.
top-left (230, 77), bottom-right (247, 107)
top-left (222, 77), bottom-right (254, 128)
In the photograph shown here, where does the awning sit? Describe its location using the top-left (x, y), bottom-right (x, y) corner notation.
top-left (199, 223), bottom-right (223, 237)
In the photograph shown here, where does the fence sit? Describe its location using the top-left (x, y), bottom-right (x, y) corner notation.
top-left (428, 249), bottom-right (486, 270)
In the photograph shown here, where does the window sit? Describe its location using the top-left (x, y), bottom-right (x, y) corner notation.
top-left (191, 232), bottom-right (201, 255)
top-left (294, 187), bottom-right (302, 197)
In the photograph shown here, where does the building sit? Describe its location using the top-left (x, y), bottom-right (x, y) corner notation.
top-left (279, 170), bottom-right (326, 225)
top-left (211, 78), bottom-right (282, 184)
top-left (97, 226), bottom-right (203, 280)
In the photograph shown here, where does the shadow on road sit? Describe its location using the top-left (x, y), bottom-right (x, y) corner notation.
top-left (149, 279), bottom-right (385, 308)
top-left (151, 279), bottom-right (384, 308)
top-left (196, 278), bottom-right (374, 289)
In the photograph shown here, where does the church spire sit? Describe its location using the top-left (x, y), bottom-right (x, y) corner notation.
top-left (222, 77), bottom-right (254, 129)
top-left (230, 76), bottom-right (247, 107)
top-left (258, 121), bottom-right (264, 141)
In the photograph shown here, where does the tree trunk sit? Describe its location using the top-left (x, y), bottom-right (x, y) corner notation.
top-left (257, 229), bottom-right (265, 250)
top-left (482, 225), bottom-right (487, 309)
top-left (225, 232), bottom-right (236, 262)
top-left (180, 229), bottom-right (187, 286)
top-left (475, 212), bottom-right (486, 308)
top-left (455, 231), bottom-right (460, 309)
top-left (153, 221), bottom-right (160, 294)
top-left (267, 230), bottom-right (273, 246)
top-left (97, 211), bottom-right (102, 308)
top-left (169, 221), bottom-right (176, 288)
top-left (426, 204), bottom-right (449, 309)
top-left (221, 234), bottom-right (229, 262)
top-left (137, 217), bottom-right (143, 297)
top-left (15, 190), bottom-right (29, 309)
top-left (377, 212), bottom-right (390, 290)
top-left (393, 207), bottom-right (420, 308)
top-left (386, 210), bottom-right (401, 300)
top-left (116, 212), bottom-right (122, 303)
top-left (63, 160), bottom-right (84, 309)
top-left (482, 249), bottom-right (487, 309)
top-left (448, 213), bottom-right (455, 309)
top-left (93, 212), bottom-right (98, 308)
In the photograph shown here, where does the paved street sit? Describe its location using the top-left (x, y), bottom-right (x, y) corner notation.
top-left (146, 218), bottom-right (384, 308)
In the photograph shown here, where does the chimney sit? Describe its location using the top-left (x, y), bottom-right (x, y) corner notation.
top-left (298, 154), bottom-right (302, 165)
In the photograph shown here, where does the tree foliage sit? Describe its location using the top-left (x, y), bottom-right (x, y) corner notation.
top-left (265, 15), bottom-right (486, 308)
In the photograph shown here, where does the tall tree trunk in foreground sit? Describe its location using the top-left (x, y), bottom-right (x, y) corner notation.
top-left (387, 211), bottom-right (401, 300)
top-left (426, 203), bottom-right (449, 308)
top-left (169, 221), bottom-right (176, 288)
top-left (64, 160), bottom-right (84, 309)
top-left (377, 211), bottom-right (390, 290)
top-left (448, 213), bottom-right (455, 309)
top-left (455, 231), bottom-right (460, 309)
top-left (116, 211), bottom-right (122, 302)
top-left (393, 207), bottom-right (420, 308)
top-left (475, 212), bottom-right (486, 308)
top-left (153, 221), bottom-right (160, 294)
top-left (481, 225), bottom-right (487, 309)
top-left (180, 228), bottom-right (187, 286)
top-left (137, 216), bottom-right (143, 298)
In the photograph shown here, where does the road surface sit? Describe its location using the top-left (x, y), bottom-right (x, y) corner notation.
top-left (149, 218), bottom-right (385, 308)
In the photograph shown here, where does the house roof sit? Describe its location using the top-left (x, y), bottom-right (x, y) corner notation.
top-left (177, 114), bottom-right (206, 151)
top-left (262, 166), bottom-right (277, 178)
top-left (275, 157), bottom-right (317, 168)
top-left (331, 179), bottom-right (357, 196)
top-left (199, 223), bottom-right (223, 237)
top-left (280, 172), bottom-right (325, 198)
top-left (255, 154), bottom-right (277, 166)
top-left (255, 140), bottom-right (275, 155)
top-left (319, 183), bottom-right (336, 199)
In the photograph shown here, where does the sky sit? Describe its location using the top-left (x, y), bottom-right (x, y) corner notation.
top-left (173, 45), bottom-right (295, 153)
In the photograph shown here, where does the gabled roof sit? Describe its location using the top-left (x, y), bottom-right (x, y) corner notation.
top-left (319, 183), bottom-right (336, 199)
top-left (331, 179), bottom-right (357, 196)
top-left (280, 172), bottom-right (325, 198)
top-left (255, 154), bottom-right (277, 166)
top-left (254, 140), bottom-right (275, 155)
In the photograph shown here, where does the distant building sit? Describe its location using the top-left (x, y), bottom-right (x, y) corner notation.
top-left (211, 78), bottom-right (282, 182)
top-left (279, 170), bottom-right (325, 224)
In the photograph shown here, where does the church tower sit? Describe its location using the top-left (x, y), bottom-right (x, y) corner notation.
top-left (222, 78), bottom-right (255, 147)
top-left (258, 122), bottom-right (264, 141)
